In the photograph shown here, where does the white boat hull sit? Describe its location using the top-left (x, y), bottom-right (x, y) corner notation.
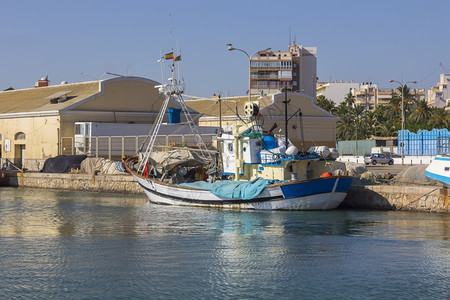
top-left (132, 174), bottom-right (353, 210)
top-left (425, 155), bottom-right (450, 188)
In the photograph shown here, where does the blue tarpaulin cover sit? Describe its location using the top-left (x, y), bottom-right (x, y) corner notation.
top-left (178, 177), bottom-right (279, 200)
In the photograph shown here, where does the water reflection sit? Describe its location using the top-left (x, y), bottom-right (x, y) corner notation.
top-left (0, 187), bottom-right (448, 299)
top-left (0, 187), bottom-right (148, 238)
top-left (0, 187), bottom-right (448, 242)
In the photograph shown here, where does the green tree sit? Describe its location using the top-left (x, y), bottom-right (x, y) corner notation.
top-left (408, 99), bottom-right (432, 124)
top-left (335, 101), bottom-right (349, 118)
top-left (428, 108), bottom-right (450, 129)
top-left (344, 92), bottom-right (355, 107)
top-left (315, 95), bottom-right (336, 114)
top-left (337, 104), bottom-right (370, 141)
top-left (351, 104), bottom-right (369, 140)
top-left (390, 84), bottom-right (415, 125)
top-left (337, 114), bottom-right (354, 140)
top-left (375, 121), bottom-right (397, 137)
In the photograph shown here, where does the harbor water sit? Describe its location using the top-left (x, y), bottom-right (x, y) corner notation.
top-left (0, 187), bottom-right (448, 299)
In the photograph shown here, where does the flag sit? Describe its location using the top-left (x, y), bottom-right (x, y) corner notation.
top-left (157, 56), bottom-right (164, 63)
top-left (164, 52), bottom-right (174, 60)
top-left (174, 55), bottom-right (181, 61)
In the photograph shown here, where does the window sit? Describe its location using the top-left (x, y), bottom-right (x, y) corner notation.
top-left (75, 124), bottom-right (82, 135)
top-left (15, 132), bottom-right (25, 140)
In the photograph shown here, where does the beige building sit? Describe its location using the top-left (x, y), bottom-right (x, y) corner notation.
top-left (249, 44), bottom-right (317, 99)
top-left (1, 74), bottom-right (338, 172)
top-left (353, 86), bottom-right (426, 110)
top-left (317, 81), bottom-right (426, 110)
top-left (186, 92), bottom-right (338, 151)
top-left (0, 76), bottom-right (189, 170)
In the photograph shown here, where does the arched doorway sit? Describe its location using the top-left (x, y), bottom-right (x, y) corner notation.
top-left (14, 132), bottom-right (26, 168)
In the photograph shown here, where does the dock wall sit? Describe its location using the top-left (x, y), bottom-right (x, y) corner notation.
top-left (1, 172), bottom-right (448, 213)
top-left (4, 172), bottom-right (143, 194)
top-left (343, 184), bottom-right (448, 213)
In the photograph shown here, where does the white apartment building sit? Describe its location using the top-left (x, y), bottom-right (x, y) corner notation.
top-left (428, 73), bottom-right (450, 108)
top-left (317, 81), bottom-right (375, 105)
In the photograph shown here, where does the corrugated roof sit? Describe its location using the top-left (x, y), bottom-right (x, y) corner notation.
top-left (0, 81), bottom-right (100, 114)
top-left (185, 95), bottom-right (273, 118)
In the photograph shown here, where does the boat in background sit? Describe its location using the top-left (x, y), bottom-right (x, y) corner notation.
top-left (425, 155), bottom-right (450, 188)
top-left (126, 51), bottom-right (353, 210)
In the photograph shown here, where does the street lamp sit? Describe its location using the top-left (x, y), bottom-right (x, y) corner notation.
top-left (227, 44), bottom-right (271, 103)
top-left (389, 79), bottom-right (417, 165)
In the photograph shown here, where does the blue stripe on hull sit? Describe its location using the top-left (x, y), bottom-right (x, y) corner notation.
top-left (336, 177), bottom-right (353, 192)
top-left (280, 177), bottom-right (352, 199)
top-left (435, 156), bottom-right (450, 162)
top-left (425, 170), bottom-right (450, 186)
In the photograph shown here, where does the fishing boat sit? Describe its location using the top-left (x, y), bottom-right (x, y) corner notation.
top-left (126, 52), bottom-right (353, 210)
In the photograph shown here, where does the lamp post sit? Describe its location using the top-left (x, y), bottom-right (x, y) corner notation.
top-left (389, 79), bottom-right (417, 165)
top-left (227, 44), bottom-right (271, 103)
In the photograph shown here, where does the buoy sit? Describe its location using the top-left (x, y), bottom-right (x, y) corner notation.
top-left (321, 172), bottom-right (332, 178)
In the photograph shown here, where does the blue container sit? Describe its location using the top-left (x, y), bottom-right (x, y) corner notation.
top-left (398, 128), bottom-right (450, 155)
top-left (168, 108), bottom-right (181, 124)
top-left (262, 136), bottom-right (277, 150)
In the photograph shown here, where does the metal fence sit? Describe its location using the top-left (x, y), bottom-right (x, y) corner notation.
top-left (61, 134), bottom-right (217, 160)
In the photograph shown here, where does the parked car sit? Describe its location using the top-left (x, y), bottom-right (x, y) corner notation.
top-left (364, 153), bottom-right (394, 165)
top-left (384, 152), bottom-right (401, 158)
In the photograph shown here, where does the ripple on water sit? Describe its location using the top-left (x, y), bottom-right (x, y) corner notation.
top-left (0, 188), bottom-right (448, 299)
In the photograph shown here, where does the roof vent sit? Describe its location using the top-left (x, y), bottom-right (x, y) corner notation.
top-left (45, 91), bottom-right (71, 104)
top-left (35, 75), bottom-right (50, 88)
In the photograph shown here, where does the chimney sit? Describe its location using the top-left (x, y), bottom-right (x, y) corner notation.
top-left (35, 76), bottom-right (50, 88)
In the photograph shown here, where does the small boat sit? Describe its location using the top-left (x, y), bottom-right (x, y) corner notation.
top-left (425, 155), bottom-right (450, 188)
top-left (126, 52), bottom-right (353, 210)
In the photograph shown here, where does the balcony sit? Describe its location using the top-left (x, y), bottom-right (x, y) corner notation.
top-left (251, 74), bottom-right (279, 79)
top-left (252, 81), bottom-right (292, 89)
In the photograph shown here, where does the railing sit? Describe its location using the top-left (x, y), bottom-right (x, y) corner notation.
top-left (250, 74), bottom-right (283, 79)
top-left (437, 137), bottom-right (450, 155)
top-left (61, 134), bottom-right (217, 160)
top-left (1, 158), bottom-right (23, 172)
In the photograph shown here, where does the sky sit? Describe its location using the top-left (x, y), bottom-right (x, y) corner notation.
top-left (1, 0), bottom-right (450, 98)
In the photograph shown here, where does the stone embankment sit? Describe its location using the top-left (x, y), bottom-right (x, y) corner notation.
top-left (3, 171), bottom-right (143, 194)
top-left (1, 171), bottom-right (448, 213)
top-left (342, 184), bottom-right (448, 213)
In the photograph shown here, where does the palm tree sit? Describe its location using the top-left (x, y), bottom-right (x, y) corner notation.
top-left (375, 121), bottom-right (397, 137)
top-left (344, 92), bottom-right (355, 107)
top-left (365, 110), bottom-right (378, 136)
top-left (337, 114), bottom-right (354, 140)
top-left (335, 102), bottom-right (349, 118)
top-left (429, 108), bottom-right (450, 129)
top-left (351, 104), bottom-right (369, 139)
top-left (408, 99), bottom-right (432, 124)
top-left (390, 85), bottom-right (416, 126)
top-left (315, 95), bottom-right (336, 114)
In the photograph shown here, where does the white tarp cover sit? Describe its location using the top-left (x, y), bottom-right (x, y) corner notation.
top-left (81, 157), bottom-right (123, 175)
top-left (149, 149), bottom-right (205, 173)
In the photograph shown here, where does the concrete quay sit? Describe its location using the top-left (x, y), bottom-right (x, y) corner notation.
top-left (2, 171), bottom-right (143, 194)
top-left (0, 171), bottom-right (448, 213)
top-left (342, 184), bottom-right (448, 213)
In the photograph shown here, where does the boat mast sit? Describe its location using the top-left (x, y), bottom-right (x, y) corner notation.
top-left (283, 84), bottom-right (290, 148)
top-left (137, 53), bottom-right (212, 174)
